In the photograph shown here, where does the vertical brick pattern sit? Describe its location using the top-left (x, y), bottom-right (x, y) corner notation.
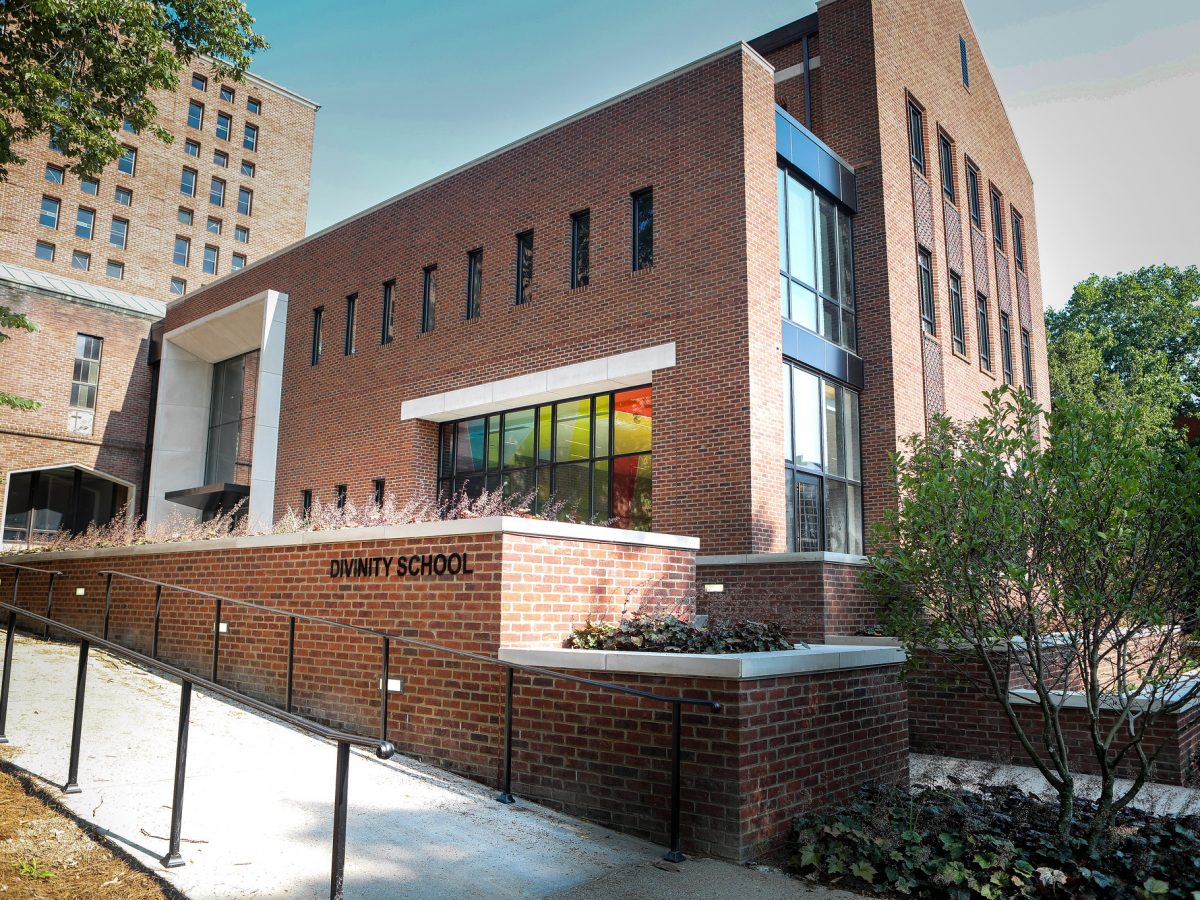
top-left (994, 247), bottom-right (1012, 315)
top-left (921, 333), bottom-right (946, 423)
top-left (912, 171), bottom-right (935, 250)
top-left (970, 226), bottom-right (990, 296)
top-left (943, 199), bottom-right (963, 274)
top-left (1016, 269), bottom-right (1032, 331)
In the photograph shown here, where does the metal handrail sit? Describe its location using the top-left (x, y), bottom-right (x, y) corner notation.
top-left (0, 562), bottom-right (392, 899)
top-left (95, 568), bottom-right (719, 862)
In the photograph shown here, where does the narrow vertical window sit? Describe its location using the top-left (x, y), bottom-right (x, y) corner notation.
top-left (372, 478), bottom-right (385, 506)
top-left (1021, 328), bottom-right (1033, 396)
top-left (976, 294), bottom-right (992, 371)
top-left (117, 146), bottom-right (136, 176)
top-left (571, 210), bottom-right (590, 288)
top-left (192, 72), bottom-right (207, 91)
top-left (908, 101), bottom-right (925, 173)
top-left (960, 36), bottom-right (970, 87)
top-left (202, 244), bottom-right (218, 274)
top-left (966, 162), bottom-right (981, 226)
top-left (514, 231), bottom-right (533, 304)
top-left (210, 176), bottom-right (225, 207)
top-left (215, 111), bottom-right (232, 141)
top-left (311, 307), bottom-right (324, 365)
top-left (949, 272), bottom-right (965, 354)
top-left (243, 123), bottom-right (258, 152)
top-left (109, 217), bottom-right (128, 250)
top-left (181, 168), bottom-right (197, 197)
top-left (237, 187), bottom-right (253, 216)
top-left (173, 235), bottom-right (190, 266)
top-left (187, 100), bottom-right (204, 129)
top-left (247, 97), bottom-right (261, 114)
top-left (632, 188), bottom-right (653, 270)
top-left (939, 134), bottom-right (955, 200)
top-left (300, 489), bottom-right (312, 517)
top-left (917, 248), bottom-right (935, 335)
top-left (39, 196), bottom-right (59, 229)
top-left (75, 207), bottom-right (95, 240)
top-left (421, 265), bottom-right (437, 333)
top-left (344, 293), bottom-right (357, 355)
top-left (466, 249), bottom-right (482, 320)
top-left (70, 334), bottom-right (103, 413)
top-left (991, 188), bottom-right (1004, 248)
top-left (381, 280), bottom-right (395, 344)
top-left (1011, 209), bottom-right (1025, 271)
top-left (1000, 312), bottom-right (1014, 385)
top-left (335, 484), bottom-right (347, 509)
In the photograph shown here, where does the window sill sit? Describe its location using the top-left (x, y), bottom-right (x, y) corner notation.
top-left (951, 348), bottom-right (971, 364)
top-left (628, 264), bottom-right (655, 278)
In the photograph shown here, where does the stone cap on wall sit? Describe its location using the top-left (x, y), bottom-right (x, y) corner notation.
top-left (498, 644), bottom-right (906, 679)
top-left (696, 551), bottom-right (868, 566)
top-left (0, 517), bottom-right (700, 563)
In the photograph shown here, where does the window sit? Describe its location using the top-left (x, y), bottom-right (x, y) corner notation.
top-left (1021, 328), bottom-right (1033, 395)
top-left (466, 249), bottom-right (482, 320)
top-left (81, 176), bottom-right (99, 195)
top-left (75, 207), bottom-right (95, 239)
top-left (184, 139), bottom-right (200, 157)
top-left (372, 479), bottom-right (385, 506)
top-left (632, 188), bottom-right (653, 270)
top-left (34, 241), bottom-right (54, 261)
top-left (783, 361), bottom-right (862, 554)
top-left (300, 490), bottom-right (312, 517)
top-left (421, 266), bottom-right (437, 333)
top-left (976, 294), bottom-right (992, 371)
top-left (215, 112), bottom-right (232, 141)
top-left (344, 294), bottom-right (357, 355)
top-left (219, 85), bottom-right (235, 103)
top-left (570, 210), bottom-right (590, 288)
top-left (48, 126), bottom-right (64, 154)
top-left (918, 248), bottom-right (935, 335)
top-left (202, 244), bottom-right (219, 275)
top-left (71, 250), bottom-right (90, 271)
top-left (187, 100), bottom-right (204, 129)
top-left (960, 36), bottom-right (970, 87)
top-left (437, 385), bottom-right (653, 528)
top-left (237, 187), bottom-right (252, 215)
top-left (178, 207), bottom-right (194, 226)
top-left (181, 167), bottom-right (197, 197)
top-left (311, 307), bottom-right (324, 365)
top-left (207, 216), bottom-right (222, 235)
top-left (122, 117), bottom-right (137, 134)
top-left (243, 123), bottom-right (258, 151)
top-left (965, 162), bottom-right (981, 226)
top-left (335, 485), bottom-right (347, 510)
top-left (939, 134), bottom-right (955, 200)
top-left (173, 236), bottom-right (190, 267)
top-left (39, 196), bottom-right (60, 229)
top-left (213, 149), bottom-right (228, 167)
top-left (240, 160), bottom-right (255, 177)
top-left (204, 354), bottom-right (246, 484)
top-left (70, 334), bottom-right (103, 412)
top-left (514, 231), bottom-right (533, 304)
top-left (908, 100), bottom-right (925, 173)
top-left (778, 165), bottom-right (856, 351)
top-left (114, 186), bottom-right (132, 206)
top-left (44, 164), bottom-right (64, 184)
top-left (949, 272), bottom-right (965, 354)
top-left (999, 311), bottom-right (1014, 385)
top-left (231, 253), bottom-right (245, 271)
top-left (1011, 209), bottom-right (1025, 271)
top-left (991, 188), bottom-right (1004, 248)
top-left (191, 72), bottom-right (207, 91)
top-left (246, 97), bottom-right (261, 115)
top-left (234, 225), bottom-right (249, 243)
top-left (109, 217), bottom-right (128, 249)
top-left (170, 277), bottom-right (186, 296)
top-left (381, 280), bottom-right (395, 344)
top-left (105, 260), bottom-right (123, 280)
top-left (210, 177), bottom-right (225, 206)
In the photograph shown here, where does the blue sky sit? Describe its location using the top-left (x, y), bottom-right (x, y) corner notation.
top-left (244, 0), bottom-right (1200, 307)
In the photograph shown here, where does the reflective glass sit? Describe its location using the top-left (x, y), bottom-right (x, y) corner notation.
top-left (555, 398), bottom-right (591, 462)
top-left (612, 454), bottom-right (651, 530)
top-left (555, 461), bottom-right (590, 521)
top-left (791, 367), bottom-right (821, 468)
top-left (502, 408), bottom-right (536, 468)
top-left (455, 418), bottom-right (486, 474)
top-left (593, 394), bottom-right (610, 458)
top-left (613, 387), bottom-right (651, 455)
top-left (786, 176), bottom-right (815, 287)
top-left (817, 196), bottom-right (838, 299)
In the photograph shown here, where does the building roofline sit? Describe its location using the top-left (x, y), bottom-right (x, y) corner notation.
top-left (196, 53), bottom-right (320, 111)
top-left (748, 12), bottom-right (819, 56)
top-left (0, 261), bottom-right (165, 320)
top-left (181, 41), bottom-right (766, 302)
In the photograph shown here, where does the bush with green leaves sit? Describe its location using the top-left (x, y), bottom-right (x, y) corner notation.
top-left (563, 612), bottom-right (793, 654)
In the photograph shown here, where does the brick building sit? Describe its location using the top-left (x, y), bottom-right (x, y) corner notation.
top-left (145, 0), bottom-right (1048, 634)
top-left (0, 60), bottom-right (317, 547)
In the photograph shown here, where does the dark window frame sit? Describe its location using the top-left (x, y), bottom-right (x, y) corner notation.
top-left (960, 36), bottom-right (970, 87)
top-left (938, 132), bottom-right (955, 201)
top-left (918, 247), bottom-right (936, 335)
top-left (990, 187), bottom-right (1005, 249)
top-left (300, 489), bottom-right (312, 517)
top-left (335, 484), bottom-right (347, 510)
top-left (514, 230), bottom-right (533, 305)
top-left (311, 306), bottom-right (324, 366)
top-left (420, 265), bottom-right (437, 334)
top-left (372, 478), bottom-right (385, 506)
top-left (965, 160), bottom-right (982, 227)
top-left (381, 280), bottom-right (395, 344)
top-left (466, 248), bottom-right (482, 320)
top-left (69, 333), bottom-right (103, 413)
top-left (1021, 327), bottom-right (1034, 395)
top-left (1011, 208), bottom-right (1025, 271)
top-left (344, 293), bottom-right (357, 356)
top-left (570, 210), bottom-right (590, 289)
top-left (632, 188), bottom-right (653, 271)
top-left (1000, 311), bottom-right (1014, 385)
top-left (908, 100), bottom-right (926, 173)
top-left (949, 271), bottom-right (965, 355)
top-left (976, 293), bottom-right (992, 372)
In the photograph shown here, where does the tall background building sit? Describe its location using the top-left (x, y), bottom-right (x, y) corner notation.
top-left (0, 59), bottom-right (317, 547)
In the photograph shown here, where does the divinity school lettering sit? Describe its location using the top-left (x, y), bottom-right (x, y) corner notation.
top-left (328, 552), bottom-right (475, 580)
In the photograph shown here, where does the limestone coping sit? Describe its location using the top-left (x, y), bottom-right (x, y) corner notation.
top-left (0, 516), bottom-right (699, 563)
top-left (696, 551), bottom-right (868, 567)
top-left (498, 644), bottom-right (906, 680)
top-left (1009, 684), bottom-right (1200, 714)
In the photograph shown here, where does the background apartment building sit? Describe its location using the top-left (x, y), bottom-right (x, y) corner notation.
top-left (0, 60), bottom-right (317, 547)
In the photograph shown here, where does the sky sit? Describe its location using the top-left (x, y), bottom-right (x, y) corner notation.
top-left (243, 0), bottom-right (1199, 309)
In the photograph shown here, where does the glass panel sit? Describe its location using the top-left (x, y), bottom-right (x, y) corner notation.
top-left (777, 167), bottom-right (788, 274)
top-left (817, 195), bottom-right (838, 299)
top-left (455, 418), bottom-right (486, 474)
top-left (554, 398), bottom-right (591, 462)
top-left (780, 274), bottom-right (790, 319)
top-left (791, 282), bottom-right (818, 332)
top-left (824, 480), bottom-right (849, 554)
top-left (554, 461), bottom-right (590, 521)
top-left (785, 175), bottom-right (815, 287)
top-left (612, 454), bottom-right (651, 531)
top-left (785, 468), bottom-right (796, 551)
top-left (535, 467), bottom-right (551, 513)
top-left (502, 468), bottom-right (534, 505)
top-left (537, 406), bottom-right (552, 464)
top-left (502, 408), bottom-right (536, 468)
top-left (593, 394), bottom-right (610, 458)
top-left (486, 415), bottom-right (500, 471)
top-left (592, 459), bottom-right (610, 522)
top-left (796, 474), bottom-right (821, 552)
top-left (824, 382), bottom-right (846, 477)
top-left (613, 387), bottom-right (652, 455)
top-left (822, 298), bottom-right (840, 345)
top-left (791, 367), bottom-right (821, 469)
top-left (782, 365), bottom-right (793, 463)
top-left (439, 424), bottom-right (455, 476)
top-left (844, 389), bottom-right (860, 482)
top-left (841, 308), bottom-right (857, 352)
top-left (846, 484), bottom-right (863, 555)
top-left (838, 208), bottom-right (854, 310)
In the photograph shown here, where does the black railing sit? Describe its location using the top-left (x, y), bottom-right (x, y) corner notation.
top-left (0, 562), bottom-right (393, 900)
top-left (95, 569), bottom-right (721, 862)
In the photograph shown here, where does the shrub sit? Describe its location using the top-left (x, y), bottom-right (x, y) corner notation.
top-left (563, 611), bottom-right (793, 654)
top-left (790, 783), bottom-right (1200, 898)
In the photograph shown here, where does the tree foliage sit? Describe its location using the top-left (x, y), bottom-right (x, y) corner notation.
top-left (0, 305), bottom-right (39, 410)
top-left (0, 0), bottom-right (268, 179)
top-left (867, 387), bottom-right (1200, 851)
top-left (1046, 265), bottom-right (1200, 421)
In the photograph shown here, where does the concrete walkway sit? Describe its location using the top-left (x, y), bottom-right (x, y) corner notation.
top-left (0, 635), bottom-right (840, 899)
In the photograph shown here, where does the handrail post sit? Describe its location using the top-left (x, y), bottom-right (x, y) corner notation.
top-left (495, 667), bottom-right (515, 804)
top-left (664, 701), bottom-right (684, 863)
top-left (285, 616), bottom-right (296, 713)
top-left (0, 603), bottom-right (17, 744)
top-left (161, 679), bottom-right (192, 868)
top-left (102, 572), bottom-right (113, 640)
top-left (63, 639), bottom-right (89, 794)
top-left (211, 596), bottom-right (222, 683)
top-left (43, 572), bottom-right (57, 640)
top-left (330, 740), bottom-right (350, 900)
top-left (379, 637), bottom-right (390, 743)
top-left (151, 584), bottom-right (163, 659)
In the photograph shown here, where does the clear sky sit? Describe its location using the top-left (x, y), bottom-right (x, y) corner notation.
top-left (243, 0), bottom-right (1199, 309)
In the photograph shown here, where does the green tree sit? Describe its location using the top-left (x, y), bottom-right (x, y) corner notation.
top-left (1046, 265), bottom-right (1200, 421)
top-left (0, 0), bottom-right (268, 179)
top-left (0, 306), bottom-right (39, 410)
top-left (868, 387), bottom-right (1200, 851)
